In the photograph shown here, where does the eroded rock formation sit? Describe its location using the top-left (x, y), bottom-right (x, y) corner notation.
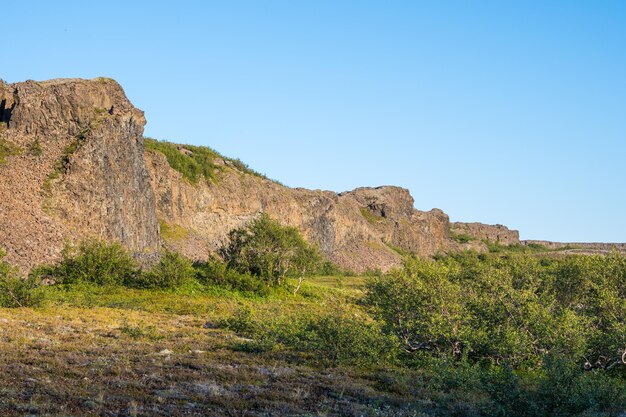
top-left (0, 78), bottom-right (160, 270)
top-left (451, 222), bottom-right (520, 246)
top-left (1, 77), bottom-right (556, 273)
top-left (146, 149), bottom-right (454, 272)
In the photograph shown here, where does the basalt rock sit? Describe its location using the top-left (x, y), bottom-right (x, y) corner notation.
top-left (0, 78), bottom-right (160, 270)
top-left (1, 77), bottom-right (525, 273)
top-left (146, 149), bottom-right (454, 272)
top-left (451, 222), bottom-right (520, 246)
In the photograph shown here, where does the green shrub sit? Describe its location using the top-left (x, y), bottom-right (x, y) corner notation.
top-left (145, 138), bottom-right (218, 184)
top-left (222, 213), bottom-right (322, 289)
top-left (363, 254), bottom-right (605, 367)
top-left (0, 137), bottom-right (22, 164)
top-left (316, 260), bottom-right (355, 276)
top-left (222, 305), bottom-right (397, 367)
top-left (359, 207), bottom-right (384, 224)
top-left (0, 249), bottom-right (42, 308)
top-left (194, 257), bottom-right (270, 294)
top-left (159, 219), bottom-right (189, 242)
top-left (450, 232), bottom-right (474, 243)
top-left (301, 310), bottom-right (398, 367)
top-left (28, 138), bottom-right (43, 156)
top-left (420, 355), bottom-right (626, 417)
top-left (48, 240), bottom-right (139, 286)
top-left (132, 250), bottom-right (195, 289)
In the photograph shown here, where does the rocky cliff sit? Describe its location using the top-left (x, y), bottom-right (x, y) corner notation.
top-left (146, 149), bottom-right (453, 272)
top-left (1, 77), bottom-right (551, 273)
top-left (451, 222), bottom-right (520, 246)
top-left (522, 240), bottom-right (626, 255)
top-left (0, 78), bottom-right (160, 270)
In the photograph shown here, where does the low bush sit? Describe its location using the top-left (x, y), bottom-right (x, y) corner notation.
top-left (132, 250), bottom-right (195, 289)
top-left (421, 354), bottom-right (626, 417)
top-left (194, 257), bottom-right (270, 294)
top-left (364, 253), bottom-right (626, 371)
top-left (0, 137), bottom-right (22, 164)
top-left (222, 304), bottom-right (397, 367)
top-left (45, 240), bottom-right (139, 286)
top-left (144, 137), bottom-right (273, 184)
top-left (0, 249), bottom-right (42, 308)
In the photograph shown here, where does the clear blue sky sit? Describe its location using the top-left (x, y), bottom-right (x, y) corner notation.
top-left (5, 1), bottom-right (625, 242)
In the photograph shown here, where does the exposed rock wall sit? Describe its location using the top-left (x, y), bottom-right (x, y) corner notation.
top-left (0, 78), bottom-right (160, 270)
top-left (522, 240), bottom-right (626, 254)
top-left (451, 222), bottom-right (520, 246)
top-left (1, 77), bottom-right (534, 274)
top-left (146, 151), bottom-right (454, 272)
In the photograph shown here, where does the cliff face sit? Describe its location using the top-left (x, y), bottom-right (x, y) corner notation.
top-left (522, 240), bottom-right (626, 254)
top-left (1, 77), bottom-right (534, 273)
top-left (451, 222), bottom-right (520, 246)
top-left (146, 150), bottom-right (453, 272)
top-left (0, 78), bottom-right (160, 270)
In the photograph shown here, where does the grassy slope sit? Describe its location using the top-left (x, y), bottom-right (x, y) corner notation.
top-left (0, 278), bottom-right (421, 416)
top-left (144, 137), bottom-right (274, 185)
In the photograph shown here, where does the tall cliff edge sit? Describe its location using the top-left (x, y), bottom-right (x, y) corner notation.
top-left (0, 78), bottom-right (160, 270)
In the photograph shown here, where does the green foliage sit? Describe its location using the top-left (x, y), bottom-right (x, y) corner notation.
top-left (42, 134), bottom-right (88, 197)
top-left (145, 138), bottom-right (219, 183)
top-left (364, 252), bottom-right (625, 371)
top-left (159, 219), bottom-right (189, 242)
top-left (222, 304), bottom-right (397, 367)
top-left (95, 77), bottom-right (116, 84)
top-left (132, 250), bottom-right (195, 289)
top-left (300, 309), bottom-right (398, 366)
top-left (316, 260), bottom-right (355, 276)
top-left (28, 138), bottom-right (43, 156)
top-left (46, 240), bottom-right (140, 286)
top-left (0, 137), bottom-right (22, 164)
top-left (119, 323), bottom-right (163, 341)
top-left (7, 239), bottom-right (624, 414)
top-left (222, 213), bottom-right (322, 288)
top-left (421, 355), bottom-right (626, 417)
top-left (450, 232), bottom-right (474, 243)
top-left (484, 240), bottom-right (549, 253)
top-left (144, 137), bottom-right (272, 184)
top-left (0, 249), bottom-right (42, 307)
top-left (359, 206), bottom-right (385, 224)
top-left (193, 257), bottom-right (270, 294)
top-left (43, 241), bottom-right (203, 291)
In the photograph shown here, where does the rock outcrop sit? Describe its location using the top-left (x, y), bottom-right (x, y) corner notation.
top-left (522, 240), bottom-right (626, 255)
top-left (451, 222), bottom-right (520, 246)
top-left (0, 78), bottom-right (160, 270)
top-left (146, 149), bottom-right (453, 272)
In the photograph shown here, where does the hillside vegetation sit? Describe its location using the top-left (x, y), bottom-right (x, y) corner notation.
top-left (144, 138), bottom-right (272, 184)
top-left (0, 216), bottom-right (624, 416)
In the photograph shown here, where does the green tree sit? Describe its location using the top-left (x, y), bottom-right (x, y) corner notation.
top-left (222, 213), bottom-right (322, 289)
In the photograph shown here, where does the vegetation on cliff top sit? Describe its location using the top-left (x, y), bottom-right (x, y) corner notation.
top-left (144, 137), bottom-right (275, 184)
